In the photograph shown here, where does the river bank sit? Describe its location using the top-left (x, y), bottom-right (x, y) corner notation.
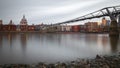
top-left (0, 31), bottom-right (109, 34)
top-left (0, 53), bottom-right (120, 68)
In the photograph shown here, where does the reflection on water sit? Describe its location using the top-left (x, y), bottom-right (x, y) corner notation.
top-left (8, 33), bottom-right (12, 47)
top-left (102, 36), bottom-right (108, 46)
top-left (0, 35), bottom-right (2, 49)
top-left (0, 33), bottom-right (120, 64)
top-left (20, 33), bottom-right (27, 51)
top-left (109, 36), bottom-right (119, 53)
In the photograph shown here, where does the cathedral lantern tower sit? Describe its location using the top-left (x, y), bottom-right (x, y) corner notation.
top-left (9, 20), bottom-right (13, 25)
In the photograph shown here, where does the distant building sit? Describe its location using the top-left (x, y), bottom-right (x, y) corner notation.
top-left (85, 22), bottom-right (98, 32)
top-left (35, 25), bottom-right (41, 31)
top-left (16, 25), bottom-right (20, 31)
top-left (101, 17), bottom-right (107, 27)
top-left (61, 25), bottom-right (72, 32)
top-left (101, 18), bottom-right (110, 32)
top-left (79, 25), bottom-right (86, 32)
top-left (20, 15), bottom-right (28, 31)
top-left (61, 26), bottom-right (66, 32)
top-left (0, 20), bottom-right (3, 25)
top-left (72, 25), bottom-right (80, 32)
top-left (66, 26), bottom-right (72, 32)
top-left (2, 20), bottom-right (16, 31)
top-left (8, 20), bottom-right (16, 31)
top-left (2, 25), bottom-right (9, 31)
top-left (106, 20), bottom-right (110, 26)
top-left (27, 25), bottom-right (35, 31)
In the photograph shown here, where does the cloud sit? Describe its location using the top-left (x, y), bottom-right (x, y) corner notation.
top-left (26, 0), bottom-right (104, 22)
top-left (0, 0), bottom-right (120, 25)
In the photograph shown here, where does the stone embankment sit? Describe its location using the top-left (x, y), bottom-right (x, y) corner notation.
top-left (0, 53), bottom-right (120, 68)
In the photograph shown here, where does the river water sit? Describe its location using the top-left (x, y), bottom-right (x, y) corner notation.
top-left (0, 33), bottom-right (120, 64)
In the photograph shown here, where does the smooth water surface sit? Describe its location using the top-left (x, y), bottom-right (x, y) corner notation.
top-left (0, 33), bottom-right (120, 64)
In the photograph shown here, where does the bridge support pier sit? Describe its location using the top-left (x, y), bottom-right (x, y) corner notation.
top-left (109, 20), bottom-right (119, 36)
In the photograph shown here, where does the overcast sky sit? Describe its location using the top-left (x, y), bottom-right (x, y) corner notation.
top-left (0, 0), bottom-right (120, 25)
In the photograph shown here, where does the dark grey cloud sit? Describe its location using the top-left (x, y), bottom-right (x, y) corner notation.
top-left (0, 0), bottom-right (120, 25)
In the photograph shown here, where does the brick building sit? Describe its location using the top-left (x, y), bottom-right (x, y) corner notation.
top-left (1, 20), bottom-right (16, 31)
top-left (85, 22), bottom-right (98, 32)
top-left (27, 25), bottom-right (35, 31)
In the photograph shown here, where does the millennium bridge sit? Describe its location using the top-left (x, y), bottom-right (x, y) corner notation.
top-left (54, 5), bottom-right (120, 36)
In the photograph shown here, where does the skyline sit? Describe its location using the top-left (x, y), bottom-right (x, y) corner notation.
top-left (0, 0), bottom-right (120, 25)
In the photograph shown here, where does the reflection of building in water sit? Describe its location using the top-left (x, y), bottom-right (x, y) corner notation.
top-left (7, 33), bottom-right (13, 47)
top-left (118, 15), bottom-right (120, 27)
top-left (101, 36), bottom-right (107, 46)
top-left (20, 33), bottom-right (27, 51)
top-left (84, 34), bottom-right (98, 43)
top-left (0, 35), bottom-right (3, 48)
top-left (110, 36), bottom-right (119, 53)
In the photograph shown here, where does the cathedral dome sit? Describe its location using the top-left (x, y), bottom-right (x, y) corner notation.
top-left (20, 15), bottom-right (28, 25)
